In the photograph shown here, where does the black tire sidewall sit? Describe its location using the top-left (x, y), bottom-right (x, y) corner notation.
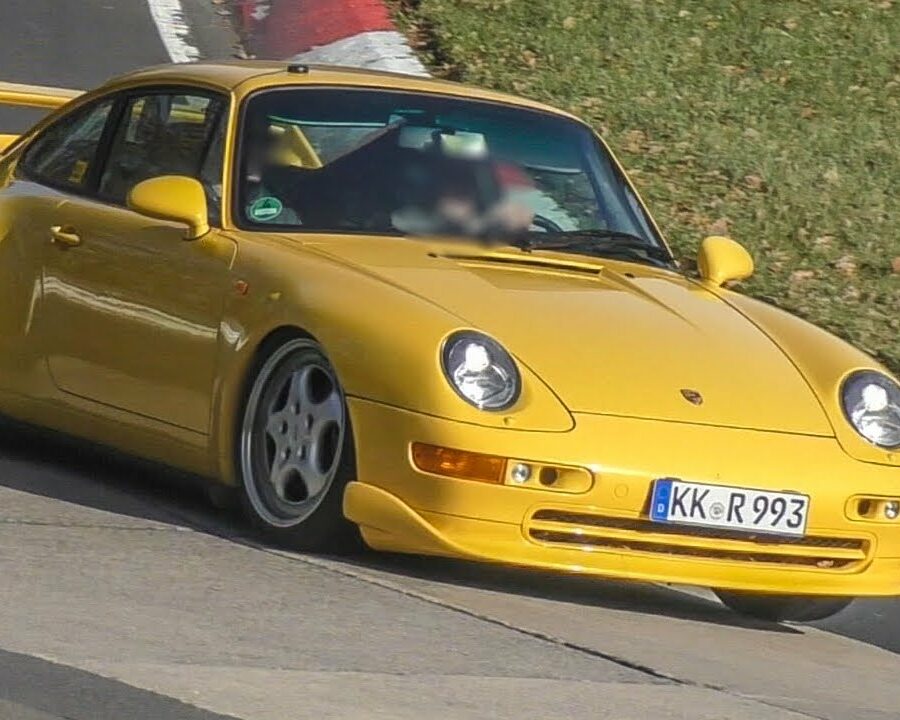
top-left (715, 590), bottom-right (852, 622)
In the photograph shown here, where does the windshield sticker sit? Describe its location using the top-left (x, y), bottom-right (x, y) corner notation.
top-left (249, 196), bottom-right (284, 222)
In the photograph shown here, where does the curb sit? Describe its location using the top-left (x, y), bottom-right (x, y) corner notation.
top-left (238, 0), bottom-right (428, 76)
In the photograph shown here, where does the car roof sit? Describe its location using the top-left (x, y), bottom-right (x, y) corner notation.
top-left (107, 61), bottom-right (580, 122)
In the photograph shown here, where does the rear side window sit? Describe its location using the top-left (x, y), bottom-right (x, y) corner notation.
top-left (99, 92), bottom-right (224, 205)
top-left (19, 99), bottom-right (113, 190)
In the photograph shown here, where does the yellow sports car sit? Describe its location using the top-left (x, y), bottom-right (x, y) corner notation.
top-left (0, 62), bottom-right (897, 622)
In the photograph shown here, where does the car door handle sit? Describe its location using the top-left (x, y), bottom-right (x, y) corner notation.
top-left (50, 226), bottom-right (82, 247)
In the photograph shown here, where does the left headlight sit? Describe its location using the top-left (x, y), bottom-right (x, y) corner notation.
top-left (441, 331), bottom-right (521, 411)
top-left (841, 371), bottom-right (900, 449)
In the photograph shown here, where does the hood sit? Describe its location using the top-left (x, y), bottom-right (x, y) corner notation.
top-left (305, 236), bottom-right (832, 436)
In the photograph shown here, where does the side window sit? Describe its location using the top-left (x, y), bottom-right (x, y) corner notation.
top-left (99, 92), bottom-right (223, 205)
top-left (19, 99), bottom-right (114, 190)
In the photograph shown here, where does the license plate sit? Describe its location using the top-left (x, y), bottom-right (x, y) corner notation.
top-left (650, 478), bottom-right (809, 537)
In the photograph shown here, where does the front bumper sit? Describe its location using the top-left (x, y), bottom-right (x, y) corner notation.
top-left (344, 397), bottom-right (900, 596)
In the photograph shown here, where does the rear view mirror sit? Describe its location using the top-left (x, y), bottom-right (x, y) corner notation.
top-left (698, 235), bottom-right (754, 286)
top-left (127, 175), bottom-right (209, 240)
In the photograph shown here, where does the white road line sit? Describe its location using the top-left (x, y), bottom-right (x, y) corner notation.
top-left (146, 0), bottom-right (201, 63)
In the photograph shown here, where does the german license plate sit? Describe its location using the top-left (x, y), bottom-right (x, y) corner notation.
top-left (650, 478), bottom-right (809, 537)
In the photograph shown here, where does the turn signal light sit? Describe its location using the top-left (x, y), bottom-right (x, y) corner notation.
top-left (411, 443), bottom-right (506, 484)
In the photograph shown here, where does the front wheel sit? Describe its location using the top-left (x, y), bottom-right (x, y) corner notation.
top-left (237, 336), bottom-right (360, 552)
top-left (715, 590), bottom-right (852, 622)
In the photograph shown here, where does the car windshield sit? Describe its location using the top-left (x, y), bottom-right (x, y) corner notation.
top-left (237, 88), bottom-right (664, 256)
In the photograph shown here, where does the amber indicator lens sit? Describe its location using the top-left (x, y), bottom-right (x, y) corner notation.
top-left (412, 443), bottom-right (506, 484)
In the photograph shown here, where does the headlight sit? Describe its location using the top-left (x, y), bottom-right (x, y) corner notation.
top-left (441, 331), bottom-right (520, 410)
top-left (841, 371), bottom-right (900, 449)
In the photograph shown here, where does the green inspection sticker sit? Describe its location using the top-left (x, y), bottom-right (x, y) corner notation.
top-left (249, 196), bottom-right (284, 221)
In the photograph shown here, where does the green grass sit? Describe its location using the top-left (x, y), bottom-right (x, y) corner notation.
top-left (393, 0), bottom-right (899, 374)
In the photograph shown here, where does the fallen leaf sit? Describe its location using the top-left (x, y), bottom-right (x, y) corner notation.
top-left (822, 168), bottom-right (840, 184)
top-left (892, 257), bottom-right (900, 274)
top-left (708, 217), bottom-right (731, 235)
top-left (743, 174), bottom-right (765, 191)
top-left (562, 16), bottom-right (577, 30)
top-left (622, 129), bottom-right (647, 153)
top-left (782, 18), bottom-right (799, 31)
top-left (791, 270), bottom-right (815, 282)
top-left (835, 255), bottom-right (857, 277)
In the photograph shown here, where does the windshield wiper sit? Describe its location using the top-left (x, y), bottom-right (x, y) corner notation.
top-left (506, 229), bottom-right (675, 268)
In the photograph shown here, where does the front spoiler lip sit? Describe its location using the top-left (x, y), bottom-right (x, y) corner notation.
top-left (344, 482), bottom-right (900, 597)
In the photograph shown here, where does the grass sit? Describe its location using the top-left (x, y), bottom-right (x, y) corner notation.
top-left (393, 0), bottom-right (899, 374)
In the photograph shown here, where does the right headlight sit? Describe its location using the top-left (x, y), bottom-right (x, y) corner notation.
top-left (841, 371), bottom-right (900, 449)
top-left (441, 331), bottom-right (520, 411)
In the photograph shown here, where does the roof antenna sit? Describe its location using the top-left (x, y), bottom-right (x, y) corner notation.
top-left (287, 63), bottom-right (310, 74)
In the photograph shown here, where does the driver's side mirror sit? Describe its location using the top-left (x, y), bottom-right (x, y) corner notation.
top-left (127, 175), bottom-right (209, 240)
top-left (697, 235), bottom-right (754, 286)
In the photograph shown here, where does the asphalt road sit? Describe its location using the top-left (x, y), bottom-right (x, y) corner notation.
top-left (0, 3), bottom-right (898, 719)
top-left (0, 0), bottom-right (235, 131)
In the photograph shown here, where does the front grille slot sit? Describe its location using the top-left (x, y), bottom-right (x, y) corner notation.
top-left (527, 509), bottom-right (869, 571)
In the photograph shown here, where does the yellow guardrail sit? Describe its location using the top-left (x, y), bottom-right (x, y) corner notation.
top-left (0, 81), bottom-right (82, 110)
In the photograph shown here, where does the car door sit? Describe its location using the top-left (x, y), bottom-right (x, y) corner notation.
top-left (0, 96), bottom-right (115, 396)
top-left (37, 88), bottom-right (235, 434)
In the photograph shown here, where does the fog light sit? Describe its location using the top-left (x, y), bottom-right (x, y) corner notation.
top-left (885, 501), bottom-right (900, 520)
top-left (510, 463), bottom-right (532, 484)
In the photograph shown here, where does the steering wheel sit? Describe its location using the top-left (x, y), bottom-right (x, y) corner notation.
top-left (529, 213), bottom-right (563, 233)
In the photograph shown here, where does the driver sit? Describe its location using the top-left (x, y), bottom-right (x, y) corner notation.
top-left (391, 132), bottom-right (533, 238)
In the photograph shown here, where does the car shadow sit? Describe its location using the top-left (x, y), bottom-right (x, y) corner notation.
top-left (1, 416), bottom-right (887, 646)
top-left (334, 551), bottom-right (802, 634)
top-left (0, 417), bottom-right (223, 529)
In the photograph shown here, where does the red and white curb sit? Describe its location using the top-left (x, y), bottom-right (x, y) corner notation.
top-left (238, 0), bottom-right (428, 76)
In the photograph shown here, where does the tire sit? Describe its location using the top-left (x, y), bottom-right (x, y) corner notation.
top-left (237, 335), bottom-right (360, 552)
top-left (715, 590), bottom-right (852, 622)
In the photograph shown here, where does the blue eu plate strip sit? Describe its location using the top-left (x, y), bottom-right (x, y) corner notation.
top-left (650, 478), bottom-right (674, 522)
